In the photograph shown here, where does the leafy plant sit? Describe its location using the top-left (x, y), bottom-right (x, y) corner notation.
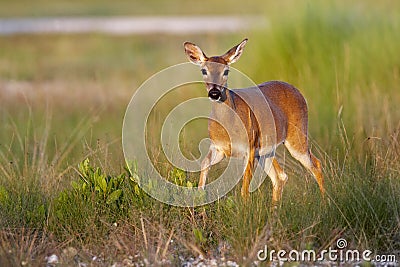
top-left (170, 167), bottom-right (193, 188)
top-left (73, 158), bottom-right (124, 205)
top-left (50, 158), bottom-right (138, 240)
top-left (193, 227), bottom-right (207, 245)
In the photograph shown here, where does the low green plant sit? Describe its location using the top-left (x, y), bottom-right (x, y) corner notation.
top-left (73, 158), bottom-right (124, 206)
top-left (50, 158), bottom-right (138, 241)
top-left (0, 181), bottom-right (48, 229)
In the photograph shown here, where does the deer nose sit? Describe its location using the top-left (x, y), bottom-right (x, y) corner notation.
top-left (208, 88), bottom-right (221, 101)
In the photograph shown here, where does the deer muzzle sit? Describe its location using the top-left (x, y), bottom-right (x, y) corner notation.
top-left (208, 87), bottom-right (222, 101)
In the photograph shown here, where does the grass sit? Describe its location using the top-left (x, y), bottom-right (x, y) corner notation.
top-left (0, 1), bottom-right (400, 265)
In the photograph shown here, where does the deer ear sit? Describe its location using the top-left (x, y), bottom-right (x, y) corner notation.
top-left (183, 42), bottom-right (208, 65)
top-left (222, 38), bottom-right (248, 65)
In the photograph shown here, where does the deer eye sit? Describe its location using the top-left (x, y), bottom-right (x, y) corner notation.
top-left (201, 69), bottom-right (207, 76)
top-left (223, 69), bottom-right (229, 76)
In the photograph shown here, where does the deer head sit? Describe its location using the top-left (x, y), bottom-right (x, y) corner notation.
top-left (184, 38), bottom-right (248, 102)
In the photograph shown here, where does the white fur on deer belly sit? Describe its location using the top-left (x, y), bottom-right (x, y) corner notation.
top-left (257, 145), bottom-right (276, 158)
top-left (227, 143), bottom-right (275, 158)
top-left (229, 143), bottom-right (250, 157)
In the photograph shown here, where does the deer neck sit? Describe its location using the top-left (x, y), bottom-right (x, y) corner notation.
top-left (210, 87), bottom-right (237, 120)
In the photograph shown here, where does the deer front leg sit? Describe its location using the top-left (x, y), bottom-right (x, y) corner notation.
top-left (241, 145), bottom-right (256, 198)
top-left (263, 157), bottom-right (288, 204)
top-left (199, 146), bottom-right (225, 189)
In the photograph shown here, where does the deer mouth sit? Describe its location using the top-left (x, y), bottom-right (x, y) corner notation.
top-left (208, 88), bottom-right (222, 101)
top-left (208, 86), bottom-right (228, 102)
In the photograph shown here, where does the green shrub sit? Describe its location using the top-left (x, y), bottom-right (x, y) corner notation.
top-left (50, 158), bottom-right (143, 241)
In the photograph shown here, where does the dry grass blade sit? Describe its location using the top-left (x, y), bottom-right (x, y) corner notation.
top-left (0, 228), bottom-right (53, 267)
top-left (140, 216), bottom-right (149, 251)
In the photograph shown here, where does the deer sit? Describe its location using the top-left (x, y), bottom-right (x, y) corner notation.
top-left (183, 38), bottom-right (325, 203)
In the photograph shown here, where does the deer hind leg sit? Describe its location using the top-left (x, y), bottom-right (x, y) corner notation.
top-left (263, 157), bottom-right (288, 203)
top-left (285, 139), bottom-right (325, 196)
top-left (199, 146), bottom-right (225, 188)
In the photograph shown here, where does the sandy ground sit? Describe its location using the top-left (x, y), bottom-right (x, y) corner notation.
top-left (0, 16), bottom-right (267, 35)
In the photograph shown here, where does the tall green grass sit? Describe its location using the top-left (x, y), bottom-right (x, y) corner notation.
top-left (0, 1), bottom-right (399, 265)
top-left (247, 1), bottom-right (400, 144)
